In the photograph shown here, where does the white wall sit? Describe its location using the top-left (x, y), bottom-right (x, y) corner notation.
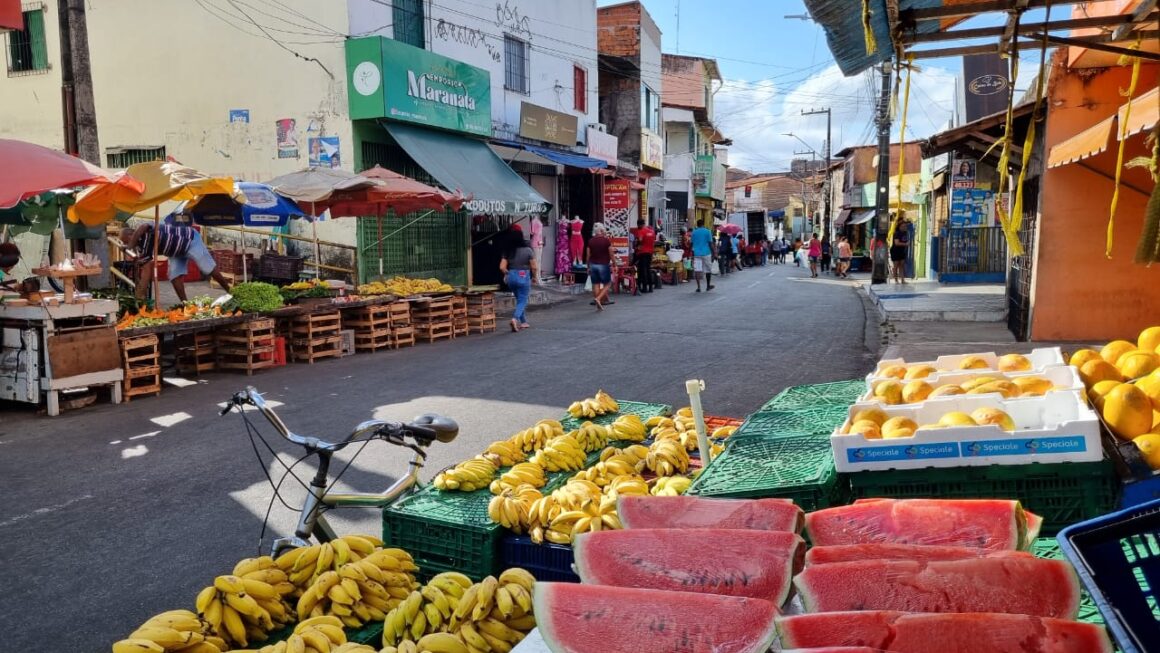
top-left (348, 0), bottom-right (599, 146)
top-left (0, 0), bottom-right (65, 147)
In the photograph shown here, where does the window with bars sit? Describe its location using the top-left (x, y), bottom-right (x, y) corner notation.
top-left (6, 6), bottom-right (49, 76)
top-left (641, 84), bottom-right (660, 132)
top-left (106, 147), bottom-right (166, 169)
top-left (504, 35), bottom-right (529, 94)
top-left (392, 0), bottom-right (424, 48)
top-left (573, 65), bottom-right (586, 113)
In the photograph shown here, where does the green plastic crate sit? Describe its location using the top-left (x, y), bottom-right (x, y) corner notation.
top-left (346, 621), bottom-right (386, 646)
top-left (735, 405), bottom-right (850, 440)
top-left (687, 434), bottom-right (845, 510)
top-left (847, 460), bottom-right (1120, 536)
top-left (559, 400), bottom-right (671, 432)
top-left (761, 379), bottom-right (867, 411)
top-left (382, 484), bottom-right (502, 580)
top-left (1031, 538), bottom-right (1105, 625)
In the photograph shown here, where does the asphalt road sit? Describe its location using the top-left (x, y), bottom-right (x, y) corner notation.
top-left (0, 262), bottom-right (877, 652)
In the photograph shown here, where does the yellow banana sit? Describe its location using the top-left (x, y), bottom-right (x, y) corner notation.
top-left (341, 534), bottom-right (377, 556)
top-left (285, 633), bottom-right (307, 653)
top-left (331, 537), bottom-right (352, 566)
top-left (416, 632), bottom-right (469, 653)
top-left (111, 639), bottom-right (166, 653)
top-left (240, 577), bottom-right (279, 601)
top-left (127, 626), bottom-right (203, 648)
top-left (494, 586), bottom-right (514, 618)
top-left (220, 604), bottom-right (247, 647)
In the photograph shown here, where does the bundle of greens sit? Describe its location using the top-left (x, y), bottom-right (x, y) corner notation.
top-left (225, 282), bottom-right (284, 313)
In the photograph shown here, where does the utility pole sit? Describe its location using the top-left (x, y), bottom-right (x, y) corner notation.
top-left (871, 61), bottom-right (893, 285)
top-left (58, 0), bottom-right (108, 285)
top-left (802, 107), bottom-right (831, 240)
top-left (793, 148), bottom-right (818, 234)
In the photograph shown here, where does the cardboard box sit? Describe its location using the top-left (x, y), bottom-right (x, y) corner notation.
top-left (832, 391), bottom-right (1101, 472)
top-left (857, 365), bottom-right (1085, 406)
top-left (867, 346), bottom-right (1066, 385)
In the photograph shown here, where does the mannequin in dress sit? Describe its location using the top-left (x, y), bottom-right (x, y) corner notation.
top-left (569, 216), bottom-right (585, 267)
top-left (529, 216), bottom-right (545, 282)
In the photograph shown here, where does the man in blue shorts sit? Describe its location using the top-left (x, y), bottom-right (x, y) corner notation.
top-left (689, 219), bottom-right (716, 292)
top-left (122, 223), bottom-right (231, 302)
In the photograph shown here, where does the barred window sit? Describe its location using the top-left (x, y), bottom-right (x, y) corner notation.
top-left (6, 4), bottom-right (49, 76)
top-left (106, 146), bottom-right (166, 169)
top-left (393, 0), bottom-right (424, 48)
top-left (504, 35), bottom-right (529, 94)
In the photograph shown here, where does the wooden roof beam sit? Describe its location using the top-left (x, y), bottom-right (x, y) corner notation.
top-left (904, 0), bottom-right (1116, 22)
top-left (1114, 0), bottom-right (1159, 40)
top-left (905, 12), bottom-right (1151, 43)
top-left (1032, 31), bottom-right (1160, 62)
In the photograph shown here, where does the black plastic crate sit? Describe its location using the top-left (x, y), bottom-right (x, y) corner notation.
top-left (501, 535), bottom-right (580, 582)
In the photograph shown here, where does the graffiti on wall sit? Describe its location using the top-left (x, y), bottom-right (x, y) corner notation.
top-left (495, 1), bottom-right (531, 40)
top-left (435, 18), bottom-right (502, 62)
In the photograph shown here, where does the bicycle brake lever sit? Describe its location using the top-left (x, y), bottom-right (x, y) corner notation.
top-left (219, 404), bottom-right (234, 417)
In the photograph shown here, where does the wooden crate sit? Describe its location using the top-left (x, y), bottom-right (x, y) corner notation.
top-left (452, 317), bottom-right (469, 337)
top-left (291, 334), bottom-right (342, 363)
top-left (392, 325), bottom-right (416, 348)
top-left (387, 301), bottom-right (411, 325)
top-left (468, 314), bottom-right (497, 334)
top-left (410, 297), bottom-right (453, 322)
top-left (451, 295), bottom-right (468, 318)
top-left (415, 321), bottom-right (454, 343)
top-left (120, 334), bottom-right (160, 370)
top-left (216, 318), bottom-right (276, 375)
top-left (290, 311), bottom-right (341, 338)
top-left (123, 365), bottom-right (162, 401)
top-left (176, 332), bottom-right (216, 375)
top-left (354, 328), bottom-right (393, 352)
top-left (343, 304), bottom-right (392, 331)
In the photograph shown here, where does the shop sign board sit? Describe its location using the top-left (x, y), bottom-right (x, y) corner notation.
top-left (519, 102), bottom-right (578, 147)
top-left (604, 179), bottom-right (630, 210)
top-left (346, 36), bottom-right (492, 137)
top-left (641, 129), bottom-right (664, 170)
top-left (693, 155), bottom-right (713, 197)
top-left (586, 127), bottom-right (618, 166)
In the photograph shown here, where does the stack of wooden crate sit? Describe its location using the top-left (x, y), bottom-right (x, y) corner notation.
top-left (387, 301), bottom-right (415, 348)
top-left (120, 334), bottom-right (162, 401)
top-left (451, 295), bottom-right (468, 337)
top-left (176, 332), bottom-right (215, 375)
top-left (217, 318), bottom-right (277, 375)
top-left (290, 310), bottom-right (343, 363)
top-left (345, 304), bottom-right (394, 352)
top-left (466, 292), bottom-right (496, 334)
top-left (410, 297), bottom-right (454, 343)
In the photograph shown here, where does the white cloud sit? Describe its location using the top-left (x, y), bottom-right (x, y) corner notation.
top-left (715, 64), bottom-right (959, 173)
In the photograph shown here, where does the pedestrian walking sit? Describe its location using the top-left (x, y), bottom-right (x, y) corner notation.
top-left (690, 219), bottom-right (715, 292)
top-left (499, 224), bottom-right (538, 331)
top-left (631, 218), bottom-right (656, 293)
top-left (807, 233), bottom-right (822, 278)
top-left (680, 227), bottom-right (693, 283)
top-left (586, 222), bottom-right (613, 310)
top-left (780, 237), bottom-right (790, 263)
top-left (792, 238), bottom-right (803, 267)
top-left (718, 231), bottom-right (733, 275)
top-left (837, 235), bottom-right (853, 278)
top-left (731, 234), bottom-right (742, 270)
top-left (759, 237), bottom-right (769, 266)
top-left (890, 216), bottom-right (910, 284)
top-left (820, 235), bottom-right (832, 273)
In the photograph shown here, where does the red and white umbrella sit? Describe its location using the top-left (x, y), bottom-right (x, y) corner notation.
top-left (0, 139), bottom-right (142, 209)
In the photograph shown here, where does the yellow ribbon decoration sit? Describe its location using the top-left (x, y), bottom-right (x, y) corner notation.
top-left (862, 0), bottom-right (877, 55)
top-left (1010, 21), bottom-right (1052, 250)
top-left (1108, 47), bottom-right (1142, 259)
top-left (887, 60), bottom-right (913, 246)
top-left (994, 53), bottom-right (1024, 257)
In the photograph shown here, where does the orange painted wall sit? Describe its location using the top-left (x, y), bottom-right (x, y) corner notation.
top-left (1030, 59), bottom-right (1159, 342)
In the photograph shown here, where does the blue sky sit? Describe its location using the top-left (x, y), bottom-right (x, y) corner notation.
top-left (597, 0), bottom-right (1049, 173)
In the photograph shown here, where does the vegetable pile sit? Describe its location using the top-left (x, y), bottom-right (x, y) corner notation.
top-left (224, 282), bottom-right (284, 313)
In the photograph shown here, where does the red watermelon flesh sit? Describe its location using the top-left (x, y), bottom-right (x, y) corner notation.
top-left (534, 582), bottom-right (779, 653)
top-left (794, 557), bottom-right (1080, 618)
top-left (777, 612), bottom-right (1113, 653)
top-left (573, 529), bottom-right (804, 605)
top-left (805, 543), bottom-right (1033, 565)
top-left (805, 499), bottom-right (1024, 551)
top-left (781, 649), bottom-right (887, 653)
top-left (618, 495), bottom-right (804, 532)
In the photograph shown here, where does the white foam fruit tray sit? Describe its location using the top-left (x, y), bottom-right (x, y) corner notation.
top-left (831, 391), bottom-right (1101, 473)
top-left (856, 365), bottom-right (1085, 406)
top-left (866, 346), bottom-right (1067, 386)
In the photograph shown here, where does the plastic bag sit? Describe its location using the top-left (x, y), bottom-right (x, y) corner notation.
top-left (584, 274), bottom-right (592, 291)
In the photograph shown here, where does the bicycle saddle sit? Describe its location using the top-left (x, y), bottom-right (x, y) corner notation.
top-left (408, 414), bottom-right (459, 444)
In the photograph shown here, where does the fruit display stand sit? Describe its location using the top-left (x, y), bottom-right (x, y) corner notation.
top-left (215, 318), bottom-right (277, 375)
top-left (343, 303), bottom-right (394, 352)
top-left (559, 400), bottom-right (672, 432)
top-left (0, 299), bottom-right (124, 416)
top-left (288, 310), bottom-right (343, 363)
top-left (687, 433), bottom-right (846, 510)
top-left (831, 392), bottom-right (1103, 472)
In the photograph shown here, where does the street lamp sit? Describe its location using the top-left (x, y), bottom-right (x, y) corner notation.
top-left (782, 132), bottom-right (819, 157)
top-left (784, 133), bottom-right (822, 236)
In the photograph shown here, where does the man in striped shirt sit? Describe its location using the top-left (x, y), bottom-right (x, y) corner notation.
top-left (122, 224), bottom-right (231, 301)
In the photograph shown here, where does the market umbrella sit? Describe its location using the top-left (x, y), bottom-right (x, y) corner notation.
top-left (69, 161), bottom-right (236, 306)
top-left (719, 223), bottom-right (742, 236)
top-left (0, 138), bottom-right (143, 210)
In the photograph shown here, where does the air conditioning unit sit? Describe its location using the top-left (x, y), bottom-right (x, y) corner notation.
top-left (589, 123), bottom-right (607, 133)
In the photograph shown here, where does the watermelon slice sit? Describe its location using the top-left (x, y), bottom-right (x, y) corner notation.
top-left (781, 649), bottom-right (886, 653)
top-left (805, 543), bottom-right (1033, 565)
top-left (805, 499), bottom-right (1026, 551)
top-left (534, 582), bottom-right (779, 653)
top-left (618, 495), bottom-right (804, 532)
top-left (573, 529), bottom-right (804, 604)
top-left (777, 612), bottom-right (1114, 653)
top-left (794, 557), bottom-right (1081, 618)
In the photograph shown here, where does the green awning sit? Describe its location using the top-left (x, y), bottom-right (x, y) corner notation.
top-left (383, 122), bottom-right (549, 215)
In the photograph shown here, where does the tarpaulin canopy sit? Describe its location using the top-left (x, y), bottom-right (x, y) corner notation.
top-left (383, 122), bottom-right (549, 215)
top-left (847, 209), bottom-right (877, 226)
top-left (491, 139), bottom-right (609, 171)
top-left (1119, 86), bottom-right (1159, 141)
top-left (168, 182), bottom-right (304, 227)
top-left (264, 167), bottom-right (380, 205)
top-left (319, 165), bottom-right (468, 217)
top-left (69, 160), bottom-right (235, 225)
top-left (0, 139), bottom-right (143, 210)
top-left (1047, 86), bottom-right (1159, 170)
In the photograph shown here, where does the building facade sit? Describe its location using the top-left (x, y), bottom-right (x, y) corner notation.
top-left (660, 53), bottom-right (728, 233)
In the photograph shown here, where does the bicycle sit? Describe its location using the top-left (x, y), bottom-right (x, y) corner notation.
top-left (220, 387), bottom-right (459, 558)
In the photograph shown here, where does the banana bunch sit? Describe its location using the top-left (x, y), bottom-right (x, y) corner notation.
top-left (547, 494), bottom-right (621, 543)
top-left (358, 277), bottom-right (454, 297)
top-left (711, 425), bottom-right (738, 439)
top-left (598, 444), bottom-right (650, 467)
top-left (481, 440), bottom-right (526, 468)
top-left (570, 458), bottom-right (638, 488)
top-left (487, 484), bottom-right (542, 533)
top-left (566, 390), bottom-right (618, 419)
top-left (112, 609), bottom-right (226, 653)
top-left (239, 616), bottom-right (354, 653)
top-left (296, 548), bottom-right (419, 627)
top-left (603, 474), bottom-right (649, 499)
top-left (382, 569), bottom-right (536, 653)
top-left (195, 573), bottom-right (291, 649)
top-left (525, 493), bottom-right (560, 544)
top-left (489, 462), bottom-right (546, 495)
top-left (507, 420), bottom-right (563, 453)
top-left (651, 476), bottom-right (692, 496)
top-left (274, 535), bottom-right (386, 593)
top-left (642, 439), bottom-right (690, 477)
top-left (529, 434), bottom-right (586, 472)
top-left (608, 414), bottom-right (646, 442)
top-left (569, 421), bottom-right (611, 453)
top-left (432, 457), bottom-right (498, 492)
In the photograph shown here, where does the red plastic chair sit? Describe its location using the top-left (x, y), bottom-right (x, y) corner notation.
top-left (613, 265), bottom-right (637, 295)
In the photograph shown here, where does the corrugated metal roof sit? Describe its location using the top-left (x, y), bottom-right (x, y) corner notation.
top-left (803, 0), bottom-right (948, 76)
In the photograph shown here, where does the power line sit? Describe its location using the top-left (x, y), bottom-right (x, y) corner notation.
top-left (224, 0), bottom-right (336, 77)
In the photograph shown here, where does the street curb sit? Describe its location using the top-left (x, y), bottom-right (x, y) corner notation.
top-left (854, 283), bottom-right (885, 361)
